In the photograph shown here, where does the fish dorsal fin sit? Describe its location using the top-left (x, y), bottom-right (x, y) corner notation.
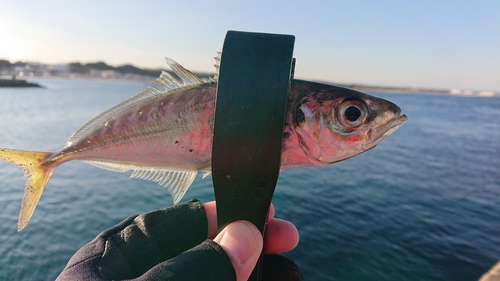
top-left (66, 86), bottom-right (161, 146)
top-left (66, 58), bottom-right (204, 147)
top-left (209, 52), bottom-right (221, 83)
top-left (84, 161), bottom-right (197, 204)
top-left (164, 58), bottom-right (204, 86)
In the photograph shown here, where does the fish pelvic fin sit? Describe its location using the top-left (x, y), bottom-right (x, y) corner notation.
top-left (0, 148), bottom-right (54, 231)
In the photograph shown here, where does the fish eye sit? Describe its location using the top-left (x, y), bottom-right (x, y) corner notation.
top-left (345, 106), bottom-right (361, 121)
top-left (336, 100), bottom-right (368, 129)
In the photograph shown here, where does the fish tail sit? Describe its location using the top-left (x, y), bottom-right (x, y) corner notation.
top-left (0, 148), bottom-right (55, 231)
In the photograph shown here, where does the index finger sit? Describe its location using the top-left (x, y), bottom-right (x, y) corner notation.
top-left (204, 201), bottom-right (274, 238)
top-left (203, 201), bottom-right (298, 254)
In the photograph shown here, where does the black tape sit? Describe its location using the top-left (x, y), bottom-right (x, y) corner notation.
top-left (212, 30), bottom-right (295, 281)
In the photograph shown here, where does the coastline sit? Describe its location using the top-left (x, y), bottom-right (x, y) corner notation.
top-left (0, 78), bottom-right (42, 88)
top-left (3, 74), bottom-right (498, 98)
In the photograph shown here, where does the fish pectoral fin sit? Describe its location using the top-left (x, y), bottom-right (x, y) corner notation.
top-left (130, 169), bottom-right (197, 204)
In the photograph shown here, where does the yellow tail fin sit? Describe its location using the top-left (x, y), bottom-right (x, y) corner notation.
top-left (0, 148), bottom-right (54, 231)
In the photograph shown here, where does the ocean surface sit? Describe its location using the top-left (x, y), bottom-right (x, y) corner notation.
top-left (0, 78), bottom-right (498, 281)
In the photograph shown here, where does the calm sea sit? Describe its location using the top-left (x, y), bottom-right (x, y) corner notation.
top-left (0, 78), bottom-right (499, 281)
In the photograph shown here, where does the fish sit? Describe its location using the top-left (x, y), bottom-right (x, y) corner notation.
top-left (0, 55), bottom-right (407, 231)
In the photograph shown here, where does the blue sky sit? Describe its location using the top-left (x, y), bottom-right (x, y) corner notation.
top-left (1, 0), bottom-right (499, 91)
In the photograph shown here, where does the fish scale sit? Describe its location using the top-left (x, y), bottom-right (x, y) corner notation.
top-left (0, 56), bottom-right (407, 231)
top-left (68, 84), bottom-right (216, 168)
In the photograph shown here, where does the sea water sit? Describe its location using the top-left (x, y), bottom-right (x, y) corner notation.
top-left (0, 78), bottom-right (498, 280)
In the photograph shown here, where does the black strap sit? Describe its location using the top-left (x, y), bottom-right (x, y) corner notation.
top-left (212, 31), bottom-right (295, 280)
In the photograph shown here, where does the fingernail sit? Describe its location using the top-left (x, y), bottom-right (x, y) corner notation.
top-left (219, 221), bottom-right (260, 266)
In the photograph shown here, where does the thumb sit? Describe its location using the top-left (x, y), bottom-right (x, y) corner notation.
top-left (213, 221), bottom-right (263, 281)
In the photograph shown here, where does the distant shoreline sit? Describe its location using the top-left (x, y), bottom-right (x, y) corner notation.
top-left (0, 78), bottom-right (42, 88)
top-left (10, 75), bottom-right (500, 98)
top-left (1, 59), bottom-right (498, 97)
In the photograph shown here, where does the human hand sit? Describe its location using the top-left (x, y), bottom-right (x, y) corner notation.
top-left (205, 200), bottom-right (300, 280)
top-left (56, 199), bottom-right (301, 281)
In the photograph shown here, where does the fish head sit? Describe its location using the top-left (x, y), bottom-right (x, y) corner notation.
top-left (291, 80), bottom-right (407, 166)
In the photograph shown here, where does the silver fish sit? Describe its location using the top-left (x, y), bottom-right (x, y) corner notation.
top-left (0, 55), bottom-right (407, 231)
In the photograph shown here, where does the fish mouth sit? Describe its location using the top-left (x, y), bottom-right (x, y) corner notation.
top-left (368, 113), bottom-right (408, 143)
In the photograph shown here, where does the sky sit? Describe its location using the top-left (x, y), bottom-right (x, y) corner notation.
top-left (0, 0), bottom-right (499, 91)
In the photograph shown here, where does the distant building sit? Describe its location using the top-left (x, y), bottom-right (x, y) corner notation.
top-left (48, 64), bottom-right (70, 74)
top-left (478, 91), bottom-right (495, 97)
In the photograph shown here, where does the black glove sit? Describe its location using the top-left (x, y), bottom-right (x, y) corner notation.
top-left (56, 199), bottom-right (302, 281)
